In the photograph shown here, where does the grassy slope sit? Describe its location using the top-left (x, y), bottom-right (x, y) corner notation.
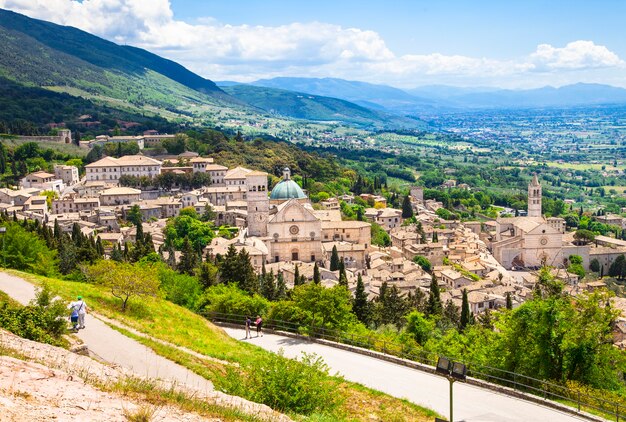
top-left (8, 269), bottom-right (438, 421)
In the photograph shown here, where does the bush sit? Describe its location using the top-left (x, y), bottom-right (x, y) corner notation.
top-left (198, 284), bottom-right (269, 317)
top-left (218, 350), bottom-right (341, 415)
top-left (0, 284), bottom-right (67, 346)
top-left (158, 266), bottom-right (202, 310)
top-left (0, 222), bottom-right (57, 275)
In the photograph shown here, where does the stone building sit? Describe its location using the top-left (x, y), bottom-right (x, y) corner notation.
top-left (85, 155), bottom-right (162, 183)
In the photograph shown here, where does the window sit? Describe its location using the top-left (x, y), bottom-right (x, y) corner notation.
top-left (274, 256), bottom-right (279, 263)
top-left (311, 255), bottom-right (315, 262)
top-left (292, 252), bottom-right (299, 261)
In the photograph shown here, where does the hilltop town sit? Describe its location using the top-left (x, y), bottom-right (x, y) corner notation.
top-left (3, 131), bottom-right (626, 347)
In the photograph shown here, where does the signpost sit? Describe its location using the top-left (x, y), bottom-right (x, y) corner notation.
top-left (435, 356), bottom-right (467, 422)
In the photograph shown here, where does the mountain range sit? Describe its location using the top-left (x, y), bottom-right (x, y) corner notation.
top-left (0, 8), bottom-right (419, 131)
top-left (2, 7), bottom-right (626, 136)
top-left (250, 77), bottom-right (626, 114)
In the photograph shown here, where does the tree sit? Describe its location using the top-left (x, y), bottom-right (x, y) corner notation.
top-left (442, 299), bottom-right (460, 329)
top-left (330, 245), bottom-right (340, 271)
top-left (219, 244), bottom-right (240, 284)
top-left (275, 272), bottom-right (287, 300)
top-left (127, 204), bottom-right (143, 226)
top-left (85, 261), bottom-right (159, 311)
top-left (426, 275), bottom-right (442, 317)
top-left (0, 223), bottom-right (57, 276)
top-left (313, 262), bottom-right (321, 284)
top-left (609, 255), bottom-right (626, 280)
top-left (371, 223), bottom-right (391, 247)
top-left (574, 229), bottom-right (595, 245)
top-left (506, 292), bottom-right (513, 310)
top-left (401, 195), bottom-right (414, 219)
top-left (294, 264), bottom-right (303, 286)
top-left (589, 258), bottom-right (601, 273)
top-left (352, 274), bottom-right (369, 324)
top-left (177, 237), bottom-right (198, 276)
top-left (237, 249), bottom-right (258, 293)
top-left (111, 243), bottom-right (123, 262)
top-left (460, 288), bottom-right (472, 330)
top-left (413, 255), bottom-right (432, 273)
top-left (405, 311), bottom-right (435, 345)
top-left (198, 262), bottom-right (218, 289)
top-left (432, 231), bottom-right (439, 243)
top-left (567, 255), bottom-right (585, 278)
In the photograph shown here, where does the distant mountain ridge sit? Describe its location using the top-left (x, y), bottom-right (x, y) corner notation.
top-left (0, 8), bottom-right (424, 131)
top-left (251, 77), bottom-right (626, 114)
top-left (252, 77), bottom-right (445, 114)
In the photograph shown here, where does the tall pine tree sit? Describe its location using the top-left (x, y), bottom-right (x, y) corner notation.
top-left (353, 274), bottom-right (369, 324)
top-left (426, 275), bottom-right (442, 317)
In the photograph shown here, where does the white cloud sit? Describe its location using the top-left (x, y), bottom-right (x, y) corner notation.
top-left (1, 0), bottom-right (624, 88)
top-left (530, 40), bottom-right (624, 71)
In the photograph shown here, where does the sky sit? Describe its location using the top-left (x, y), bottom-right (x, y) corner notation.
top-left (1, 0), bottom-right (626, 89)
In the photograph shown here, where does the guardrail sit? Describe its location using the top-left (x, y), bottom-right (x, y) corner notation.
top-left (204, 311), bottom-right (622, 422)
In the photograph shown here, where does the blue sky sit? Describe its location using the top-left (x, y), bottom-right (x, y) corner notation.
top-left (170, 0), bottom-right (626, 58)
top-left (2, 0), bottom-right (625, 88)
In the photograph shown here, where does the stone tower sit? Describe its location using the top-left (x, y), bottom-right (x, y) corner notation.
top-left (528, 173), bottom-right (542, 218)
top-left (246, 171), bottom-right (269, 237)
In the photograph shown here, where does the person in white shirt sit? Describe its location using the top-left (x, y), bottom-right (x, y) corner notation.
top-left (68, 296), bottom-right (88, 329)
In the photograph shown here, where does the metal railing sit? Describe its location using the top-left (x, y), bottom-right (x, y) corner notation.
top-left (205, 311), bottom-right (622, 421)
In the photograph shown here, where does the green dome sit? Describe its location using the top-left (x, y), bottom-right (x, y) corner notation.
top-left (270, 179), bottom-right (306, 200)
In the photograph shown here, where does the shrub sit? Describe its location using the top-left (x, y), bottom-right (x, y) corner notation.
top-left (0, 284), bottom-right (67, 345)
top-left (198, 284), bottom-right (269, 317)
top-left (218, 350), bottom-right (340, 415)
top-left (158, 266), bottom-right (202, 310)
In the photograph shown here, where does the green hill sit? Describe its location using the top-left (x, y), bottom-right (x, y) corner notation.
top-left (223, 84), bottom-right (425, 129)
top-left (0, 8), bottom-right (237, 117)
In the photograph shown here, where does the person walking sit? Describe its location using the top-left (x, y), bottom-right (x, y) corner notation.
top-left (68, 304), bottom-right (79, 332)
top-left (255, 315), bottom-right (263, 337)
top-left (245, 315), bottom-right (252, 339)
top-left (68, 296), bottom-right (88, 330)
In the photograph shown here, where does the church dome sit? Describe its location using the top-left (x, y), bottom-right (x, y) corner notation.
top-left (270, 167), bottom-right (307, 201)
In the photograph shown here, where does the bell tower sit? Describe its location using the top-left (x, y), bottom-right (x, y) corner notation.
top-left (246, 171), bottom-right (269, 237)
top-left (528, 173), bottom-right (542, 218)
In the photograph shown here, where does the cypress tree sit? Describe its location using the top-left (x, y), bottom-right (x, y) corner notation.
top-left (432, 231), bottom-right (438, 243)
top-left (111, 243), bottom-right (123, 262)
top-left (275, 272), bottom-right (287, 300)
top-left (338, 260), bottom-right (348, 287)
top-left (505, 292), bottom-right (513, 310)
top-left (293, 264), bottom-right (302, 286)
top-left (53, 219), bottom-right (61, 241)
top-left (95, 237), bottom-right (105, 257)
top-left (238, 249), bottom-right (257, 293)
top-left (427, 274), bottom-right (442, 316)
top-left (261, 269), bottom-right (276, 300)
top-left (401, 195), bottom-right (414, 219)
top-left (353, 274), bottom-right (369, 324)
top-left (330, 245), bottom-right (340, 271)
top-left (219, 244), bottom-right (240, 284)
top-left (313, 262), bottom-right (321, 284)
top-left (178, 237), bottom-right (198, 276)
top-left (198, 262), bottom-right (217, 289)
top-left (460, 288), bottom-right (471, 330)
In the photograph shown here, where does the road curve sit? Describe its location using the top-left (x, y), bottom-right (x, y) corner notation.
top-left (0, 271), bottom-right (213, 393)
top-left (223, 326), bottom-right (591, 422)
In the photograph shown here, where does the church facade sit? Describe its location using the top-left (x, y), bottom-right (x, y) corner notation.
top-left (491, 174), bottom-right (589, 269)
top-left (244, 167), bottom-right (324, 264)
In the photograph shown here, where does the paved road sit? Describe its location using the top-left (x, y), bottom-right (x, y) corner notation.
top-left (0, 271), bottom-right (213, 393)
top-left (223, 327), bottom-right (590, 422)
